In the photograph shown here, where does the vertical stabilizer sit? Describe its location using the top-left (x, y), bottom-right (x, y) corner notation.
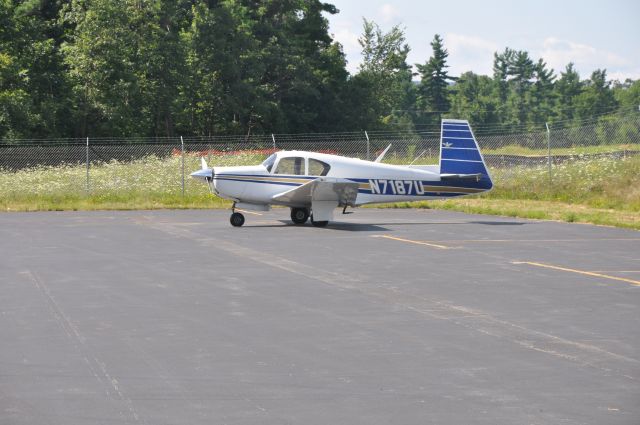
top-left (439, 119), bottom-right (493, 190)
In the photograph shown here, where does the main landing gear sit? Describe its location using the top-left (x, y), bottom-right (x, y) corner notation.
top-left (290, 207), bottom-right (310, 224)
top-left (291, 207), bottom-right (328, 227)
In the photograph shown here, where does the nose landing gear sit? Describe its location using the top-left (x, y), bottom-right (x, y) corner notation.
top-left (229, 202), bottom-right (245, 227)
top-left (230, 211), bottom-right (245, 227)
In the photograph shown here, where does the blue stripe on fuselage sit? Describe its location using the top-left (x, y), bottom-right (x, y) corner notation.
top-left (213, 176), bottom-right (303, 187)
top-left (212, 174), bottom-right (491, 195)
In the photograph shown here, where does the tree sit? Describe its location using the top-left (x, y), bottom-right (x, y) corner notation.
top-left (179, 0), bottom-right (350, 135)
top-left (177, 1), bottom-right (252, 135)
top-left (0, 0), bottom-right (634, 139)
top-left (347, 19), bottom-right (413, 130)
top-left (491, 48), bottom-right (555, 128)
top-left (529, 58), bottom-right (556, 124)
top-left (554, 63), bottom-right (582, 121)
top-left (613, 79), bottom-right (640, 111)
top-left (231, 0), bottom-right (349, 133)
top-left (62, 0), bottom-right (186, 137)
top-left (574, 69), bottom-right (618, 120)
top-left (415, 34), bottom-right (453, 125)
top-left (448, 71), bottom-right (499, 126)
top-left (492, 47), bottom-right (514, 121)
top-left (0, 0), bottom-right (70, 138)
top-left (506, 50), bottom-right (535, 125)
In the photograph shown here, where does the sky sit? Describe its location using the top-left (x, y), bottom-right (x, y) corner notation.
top-left (325, 0), bottom-right (640, 82)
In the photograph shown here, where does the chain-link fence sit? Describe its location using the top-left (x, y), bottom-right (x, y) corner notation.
top-left (1, 111), bottom-right (639, 199)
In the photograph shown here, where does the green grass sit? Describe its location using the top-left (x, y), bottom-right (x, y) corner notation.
top-left (481, 143), bottom-right (640, 156)
top-left (366, 143), bottom-right (639, 166)
top-left (1, 151), bottom-right (638, 230)
top-left (381, 155), bottom-right (640, 230)
top-left (382, 198), bottom-right (640, 230)
top-left (1, 192), bottom-right (229, 212)
top-left (487, 155), bottom-right (640, 211)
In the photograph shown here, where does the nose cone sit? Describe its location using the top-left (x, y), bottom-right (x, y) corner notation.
top-left (190, 168), bottom-right (213, 182)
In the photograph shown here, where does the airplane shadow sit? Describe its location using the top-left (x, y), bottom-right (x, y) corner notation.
top-left (470, 221), bottom-right (526, 226)
top-left (248, 221), bottom-right (389, 231)
top-left (246, 220), bottom-right (526, 232)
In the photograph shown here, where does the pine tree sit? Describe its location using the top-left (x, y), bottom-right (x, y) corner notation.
top-left (507, 50), bottom-right (535, 125)
top-left (555, 63), bottom-right (582, 121)
top-left (416, 34), bottom-right (453, 124)
top-left (491, 47), bottom-right (514, 126)
top-left (529, 58), bottom-right (556, 124)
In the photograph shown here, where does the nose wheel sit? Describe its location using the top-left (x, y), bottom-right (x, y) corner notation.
top-left (230, 212), bottom-right (245, 227)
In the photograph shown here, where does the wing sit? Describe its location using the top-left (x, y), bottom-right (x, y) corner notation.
top-left (271, 177), bottom-right (360, 207)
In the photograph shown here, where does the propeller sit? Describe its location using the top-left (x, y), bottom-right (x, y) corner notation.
top-left (190, 157), bottom-right (215, 190)
top-left (201, 157), bottom-right (214, 182)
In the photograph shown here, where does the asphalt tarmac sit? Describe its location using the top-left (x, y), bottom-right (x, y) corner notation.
top-left (1, 209), bottom-right (639, 424)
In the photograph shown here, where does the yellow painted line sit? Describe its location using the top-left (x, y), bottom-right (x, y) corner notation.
top-left (591, 270), bottom-right (640, 273)
top-left (235, 209), bottom-right (263, 216)
top-left (448, 238), bottom-right (640, 243)
top-left (512, 261), bottom-right (640, 286)
top-left (371, 235), bottom-right (452, 250)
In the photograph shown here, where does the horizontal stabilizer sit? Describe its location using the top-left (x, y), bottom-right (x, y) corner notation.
top-left (440, 173), bottom-right (482, 181)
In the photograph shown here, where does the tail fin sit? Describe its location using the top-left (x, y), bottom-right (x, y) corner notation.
top-left (439, 119), bottom-right (493, 190)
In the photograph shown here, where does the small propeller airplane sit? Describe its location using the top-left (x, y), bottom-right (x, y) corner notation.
top-left (191, 119), bottom-right (493, 227)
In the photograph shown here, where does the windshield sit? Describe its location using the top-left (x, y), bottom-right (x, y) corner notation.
top-left (261, 154), bottom-right (277, 172)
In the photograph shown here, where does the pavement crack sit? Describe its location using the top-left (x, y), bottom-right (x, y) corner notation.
top-left (20, 269), bottom-right (144, 424)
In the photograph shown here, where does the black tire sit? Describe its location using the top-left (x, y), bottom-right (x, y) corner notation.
top-left (311, 216), bottom-right (329, 227)
top-left (230, 212), bottom-right (245, 227)
top-left (290, 207), bottom-right (310, 224)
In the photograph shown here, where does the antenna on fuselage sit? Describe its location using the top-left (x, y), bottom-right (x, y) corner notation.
top-left (374, 144), bottom-right (392, 163)
top-left (409, 150), bottom-right (427, 165)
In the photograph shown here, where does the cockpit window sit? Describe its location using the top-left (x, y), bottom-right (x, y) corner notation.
top-left (274, 157), bottom-right (305, 175)
top-left (262, 154), bottom-right (277, 173)
top-left (308, 158), bottom-right (330, 176)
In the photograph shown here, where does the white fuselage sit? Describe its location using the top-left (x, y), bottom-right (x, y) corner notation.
top-left (191, 150), bottom-right (488, 208)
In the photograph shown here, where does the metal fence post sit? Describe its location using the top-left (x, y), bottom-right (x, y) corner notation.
top-left (545, 122), bottom-right (551, 184)
top-left (271, 133), bottom-right (276, 151)
top-left (181, 136), bottom-right (185, 196)
top-left (86, 137), bottom-right (89, 194)
top-left (364, 130), bottom-right (370, 160)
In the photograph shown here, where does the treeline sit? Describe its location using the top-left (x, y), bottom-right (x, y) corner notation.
top-left (1, 0), bottom-right (639, 139)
